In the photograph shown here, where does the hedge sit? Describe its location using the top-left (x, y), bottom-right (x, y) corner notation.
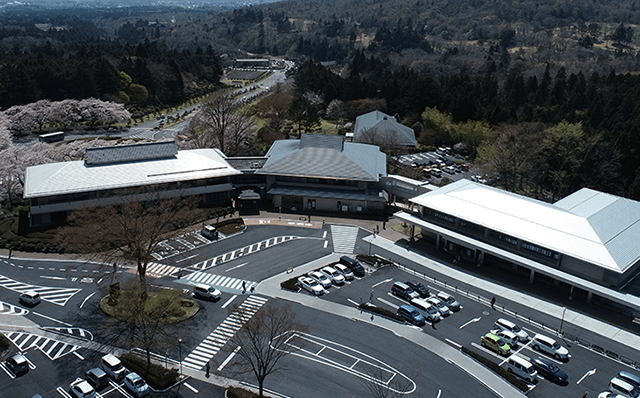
top-left (120, 352), bottom-right (179, 390)
top-left (460, 346), bottom-right (528, 392)
top-left (227, 386), bottom-right (258, 398)
top-left (358, 303), bottom-right (405, 322)
top-left (356, 254), bottom-right (393, 267)
top-left (280, 276), bottom-right (299, 292)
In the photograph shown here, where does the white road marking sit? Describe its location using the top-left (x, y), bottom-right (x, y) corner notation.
top-left (322, 231), bottom-right (327, 239)
top-left (377, 297), bottom-right (398, 309)
top-left (372, 278), bottom-right (393, 288)
top-left (33, 312), bottom-right (73, 327)
top-left (226, 263), bottom-right (248, 272)
top-left (221, 295), bottom-right (237, 309)
top-left (577, 368), bottom-right (596, 384)
top-left (73, 351), bottom-right (84, 360)
top-left (79, 292), bottom-right (96, 309)
top-left (183, 382), bottom-right (199, 393)
top-left (177, 254), bottom-right (198, 263)
top-left (217, 345), bottom-right (241, 371)
top-left (40, 276), bottom-right (66, 281)
top-left (459, 317), bottom-right (481, 329)
top-left (323, 241), bottom-right (328, 248)
top-left (445, 338), bottom-right (462, 349)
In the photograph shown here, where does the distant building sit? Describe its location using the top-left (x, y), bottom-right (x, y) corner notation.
top-left (24, 141), bottom-right (240, 227)
top-left (353, 110), bottom-right (416, 148)
top-left (233, 58), bottom-right (270, 69)
top-left (255, 134), bottom-right (388, 213)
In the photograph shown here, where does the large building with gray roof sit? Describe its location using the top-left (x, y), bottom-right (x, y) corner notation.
top-left (353, 110), bottom-right (416, 147)
top-left (395, 178), bottom-right (640, 296)
top-left (24, 141), bottom-right (241, 226)
top-left (255, 134), bottom-right (388, 213)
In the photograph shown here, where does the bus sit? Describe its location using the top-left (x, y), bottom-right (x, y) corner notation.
top-left (39, 131), bottom-right (64, 143)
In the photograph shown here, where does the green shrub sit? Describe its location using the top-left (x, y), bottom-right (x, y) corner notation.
top-left (120, 352), bottom-right (179, 390)
top-left (356, 254), bottom-right (393, 267)
top-left (0, 334), bottom-right (10, 354)
top-left (280, 277), bottom-right (299, 291)
top-left (460, 346), bottom-right (528, 392)
top-left (227, 386), bottom-right (258, 398)
top-left (358, 303), bottom-right (405, 322)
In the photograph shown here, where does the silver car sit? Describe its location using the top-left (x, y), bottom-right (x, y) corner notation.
top-left (297, 276), bottom-right (324, 296)
top-left (437, 292), bottom-right (461, 311)
top-left (427, 297), bottom-right (451, 317)
top-left (320, 266), bottom-right (345, 285)
top-left (308, 271), bottom-right (332, 289)
top-left (334, 264), bottom-right (354, 281)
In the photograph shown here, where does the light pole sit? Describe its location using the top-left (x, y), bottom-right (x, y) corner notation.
top-left (178, 338), bottom-right (182, 376)
top-left (559, 307), bottom-right (566, 335)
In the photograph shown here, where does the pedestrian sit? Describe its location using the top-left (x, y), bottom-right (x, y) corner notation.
top-left (582, 392), bottom-right (588, 398)
top-left (431, 320), bottom-right (436, 330)
top-left (250, 285), bottom-right (255, 293)
top-left (242, 280), bottom-right (246, 294)
top-left (205, 361), bottom-right (210, 378)
top-left (377, 225), bottom-right (380, 234)
top-left (8, 247), bottom-right (12, 259)
top-left (308, 215), bottom-right (311, 222)
top-left (373, 228), bottom-right (376, 237)
top-left (322, 218), bottom-right (325, 226)
top-left (383, 221), bottom-right (386, 230)
top-left (490, 296), bottom-right (496, 309)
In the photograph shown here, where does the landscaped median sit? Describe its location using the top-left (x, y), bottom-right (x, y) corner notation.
top-left (460, 346), bottom-right (529, 392)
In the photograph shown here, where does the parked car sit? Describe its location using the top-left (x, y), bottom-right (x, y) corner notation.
top-left (598, 393), bottom-right (628, 398)
top-left (124, 372), bottom-right (150, 397)
top-left (481, 333), bottom-right (511, 356)
top-left (406, 281), bottom-right (429, 298)
top-left (192, 284), bottom-right (222, 301)
top-left (101, 353), bottom-right (127, 381)
top-left (616, 371), bottom-right (640, 390)
top-left (427, 297), bottom-right (451, 317)
top-left (608, 377), bottom-right (639, 398)
top-left (531, 334), bottom-right (570, 360)
top-left (410, 298), bottom-right (442, 323)
top-left (436, 292), bottom-right (461, 311)
top-left (490, 329), bottom-right (519, 349)
top-left (308, 271), bottom-right (332, 289)
top-left (494, 318), bottom-right (530, 342)
top-left (6, 353), bottom-right (29, 376)
top-left (529, 356), bottom-right (568, 385)
top-left (505, 354), bottom-right (537, 383)
top-left (334, 263), bottom-right (354, 281)
top-left (85, 368), bottom-right (109, 390)
top-left (391, 281), bottom-right (420, 301)
top-left (339, 256), bottom-right (365, 277)
top-left (320, 266), bottom-right (345, 286)
top-left (70, 378), bottom-right (96, 398)
top-left (444, 166), bottom-right (456, 174)
top-left (471, 175), bottom-right (487, 184)
top-left (431, 168), bottom-right (443, 178)
top-left (297, 276), bottom-right (324, 296)
top-left (397, 304), bottom-right (426, 327)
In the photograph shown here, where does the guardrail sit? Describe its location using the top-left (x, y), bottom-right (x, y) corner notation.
top-left (393, 262), bottom-right (640, 370)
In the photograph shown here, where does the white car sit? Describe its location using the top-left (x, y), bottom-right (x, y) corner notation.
top-left (427, 297), bottom-right (451, 317)
top-left (70, 378), bottom-right (96, 398)
top-left (308, 271), bottom-right (332, 289)
top-left (531, 334), bottom-right (570, 360)
top-left (598, 392), bottom-right (627, 398)
top-left (124, 372), bottom-right (150, 397)
top-left (494, 318), bottom-right (530, 342)
top-left (320, 266), bottom-right (345, 285)
top-left (297, 276), bottom-right (324, 296)
top-left (490, 329), bottom-right (519, 348)
top-left (436, 292), bottom-right (461, 311)
top-left (334, 263), bottom-right (354, 281)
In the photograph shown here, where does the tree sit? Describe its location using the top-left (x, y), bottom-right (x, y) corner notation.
top-left (229, 301), bottom-right (308, 397)
top-left (359, 365), bottom-right (416, 398)
top-left (57, 189), bottom-right (203, 297)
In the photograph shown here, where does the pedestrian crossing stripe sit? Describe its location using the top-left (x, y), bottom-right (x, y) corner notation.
top-left (145, 262), bottom-right (181, 278)
top-left (0, 274), bottom-right (81, 306)
top-left (189, 236), bottom-right (298, 271)
top-left (181, 295), bottom-right (268, 370)
top-left (3, 331), bottom-right (81, 360)
top-left (330, 225), bottom-right (359, 254)
top-left (182, 271), bottom-right (257, 293)
top-left (0, 300), bottom-right (29, 316)
top-left (40, 327), bottom-right (94, 341)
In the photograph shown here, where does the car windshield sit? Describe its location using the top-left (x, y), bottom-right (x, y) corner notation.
top-left (552, 342), bottom-right (561, 350)
top-left (134, 379), bottom-right (145, 387)
top-left (548, 363), bottom-right (559, 372)
top-left (308, 280), bottom-right (319, 287)
top-left (410, 309), bottom-right (420, 317)
top-left (512, 325), bottom-right (522, 332)
top-left (497, 338), bottom-right (506, 346)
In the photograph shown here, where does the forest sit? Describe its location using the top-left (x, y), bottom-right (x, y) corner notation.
top-left (1, 0), bottom-right (640, 201)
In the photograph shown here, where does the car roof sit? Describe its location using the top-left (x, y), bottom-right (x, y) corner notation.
top-left (496, 318), bottom-right (516, 327)
top-left (534, 334), bottom-right (555, 344)
top-left (126, 372), bottom-right (142, 381)
top-left (10, 353), bottom-right (27, 363)
top-left (74, 379), bottom-right (94, 393)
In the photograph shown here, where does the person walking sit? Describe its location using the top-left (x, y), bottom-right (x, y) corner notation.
top-left (205, 361), bottom-right (211, 378)
top-left (242, 280), bottom-right (246, 294)
top-left (582, 392), bottom-right (588, 398)
top-left (490, 296), bottom-right (496, 309)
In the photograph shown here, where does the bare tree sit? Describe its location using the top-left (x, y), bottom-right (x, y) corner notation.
top-left (359, 365), bottom-right (416, 398)
top-left (188, 92), bottom-right (255, 154)
top-left (229, 301), bottom-right (308, 397)
top-left (57, 189), bottom-right (203, 297)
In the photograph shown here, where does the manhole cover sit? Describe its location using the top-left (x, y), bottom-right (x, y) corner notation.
top-left (482, 311), bottom-right (490, 316)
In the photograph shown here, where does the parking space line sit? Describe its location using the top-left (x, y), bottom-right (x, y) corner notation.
top-left (184, 382), bottom-right (199, 393)
top-left (221, 295), bottom-right (237, 309)
top-left (217, 345), bottom-right (241, 372)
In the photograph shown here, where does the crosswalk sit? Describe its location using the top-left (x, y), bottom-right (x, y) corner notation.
top-left (182, 271), bottom-right (257, 293)
top-left (181, 295), bottom-right (268, 370)
top-left (0, 300), bottom-right (29, 315)
top-left (189, 236), bottom-right (297, 272)
top-left (331, 225), bottom-right (359, 253)
top-left (145, 262), bottom-right (181, 279)
top-left (41, 327), bottom-right (93, 341)
top-left (0, 274), bottom-right (81, 306)
top-left (3, 331), bottom-right (82, 360)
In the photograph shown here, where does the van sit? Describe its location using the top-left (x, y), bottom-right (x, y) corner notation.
top-left (609, 377), bottom-right (639, 398)
top-left (391, 281), bottom-right (420, 301)
top-left (410, 298), bottom-right (442, 323)
top-left (102, 354), bottom-right (127, 381)
top-left (505, 355), bottom-right (537, 383)
top-left (339, 256), bottom-right (365, 277)
top-left (85, 368), bottom-right (109, 390)
top-left (19, 290), bottom-right (41, 306)
top-left (334, 264), bottom-right (354, 281)
top-left (494, 318), bottom-right (529, 342)
top-left (192, 284), bottom-right (222, 301)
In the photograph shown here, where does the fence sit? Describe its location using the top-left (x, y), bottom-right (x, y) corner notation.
top-left (394, 262), bottom-right (640, 370)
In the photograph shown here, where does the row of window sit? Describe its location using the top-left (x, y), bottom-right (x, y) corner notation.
top-left (275, 176), bottom-right (358, 186)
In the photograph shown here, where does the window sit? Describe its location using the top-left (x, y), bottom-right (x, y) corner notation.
top-left (521, 241), bottom-right (559, 259)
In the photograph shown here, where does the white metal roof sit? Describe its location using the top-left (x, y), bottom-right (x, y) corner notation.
top-left (409, 179), bottom-right (640, 273)
top-left (24, 148), bottom-right (241, 199)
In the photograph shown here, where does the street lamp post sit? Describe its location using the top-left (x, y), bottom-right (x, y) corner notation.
top-left (559, 307), bottom-right (566, 335)
top-left (178, 338), bottom-right (182, 376)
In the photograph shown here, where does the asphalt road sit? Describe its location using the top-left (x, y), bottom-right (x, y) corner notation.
top-left (0, 223), bottom-right (637, 397)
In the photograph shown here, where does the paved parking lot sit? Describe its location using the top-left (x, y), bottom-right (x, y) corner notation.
top-left (396, 151), bottom-right (479, 184)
